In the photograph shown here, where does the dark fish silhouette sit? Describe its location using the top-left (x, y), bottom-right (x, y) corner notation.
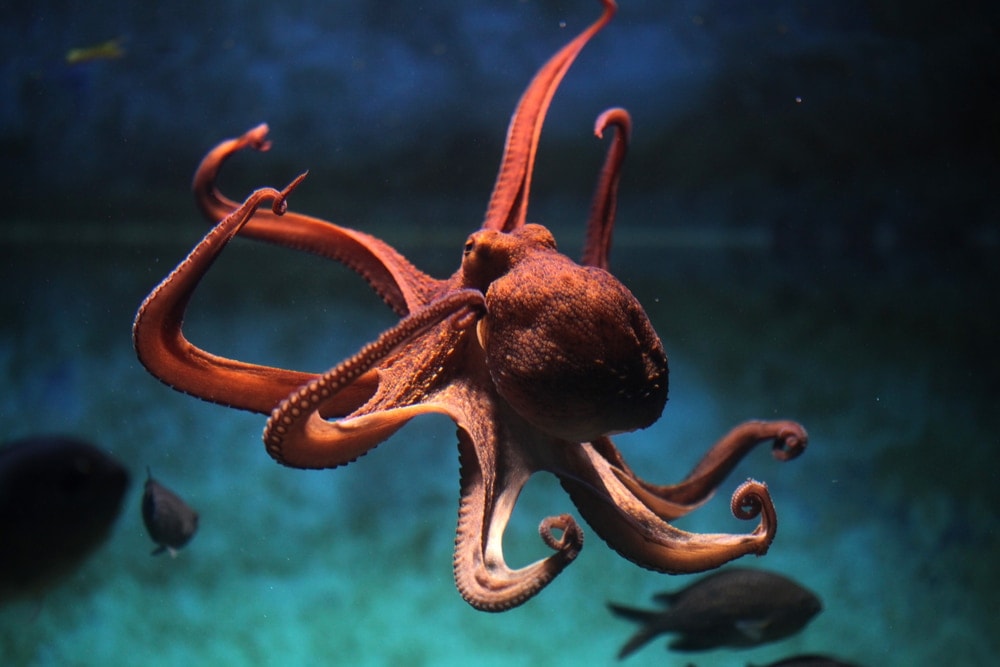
top-left (142, 468), bottom-right (198, 557)
top-left (750, 655), bottom-right (865, 667)
top-left (608, 568), bottom-right (822, 658)
top-left (0, 435), bottom-right (130, 601)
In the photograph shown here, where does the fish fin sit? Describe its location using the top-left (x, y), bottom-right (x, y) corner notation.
top-left (150, 545), bottom-right (166, 556)
top-left (168, 547), bottom-right (179, 558)
top-left (607, 602), bottom-right (658, 624)
top-left (608, 603), bottom-right (666, 659)
top-left (617, 628), bottom-right (658, 660)
top-left (735, 618), bottom-right (770, 642)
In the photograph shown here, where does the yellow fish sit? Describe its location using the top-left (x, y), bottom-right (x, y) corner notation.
top-left (65, 37), bottom-right (125, 65)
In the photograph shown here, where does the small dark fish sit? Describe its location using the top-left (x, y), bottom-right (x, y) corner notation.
top-left (608, 568), bottom-right (822, 658)
top-left (0, 435), bottom-right (130, 602)
top-left (142, 468), bottom-right (198, 557)
top-left (749, 655), bottom-right (865, 667)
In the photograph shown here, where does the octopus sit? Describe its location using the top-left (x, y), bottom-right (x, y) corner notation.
top-left (133, 0), bottom-right (806, 612)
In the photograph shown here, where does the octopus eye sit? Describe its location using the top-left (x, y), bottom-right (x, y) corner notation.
top-left (461, 230), bottom-right (512, 291)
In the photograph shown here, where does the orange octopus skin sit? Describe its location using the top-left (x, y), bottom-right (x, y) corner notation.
top-left (133, 0), bottom-right (807, 612)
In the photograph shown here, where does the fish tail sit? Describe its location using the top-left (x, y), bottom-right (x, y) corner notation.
top-left (607, 603), bottom-right (662, 659)
top-left (607, 602), bottom-right (657, 624)
top-left (617, 628), bottom-right (658, 660)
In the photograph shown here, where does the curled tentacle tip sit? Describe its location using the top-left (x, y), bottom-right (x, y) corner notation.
top-left (243, 123), bottom-right (272, 151)
top-left (730, 479), bottom-right (778, 553)
top-left (539, 514), bottom-right (584, 557)
top-left (272, 171), bottom-right (309, 215)
top-left (593, 107), bottom-right (632, 140)
top-left (772, 423), bottom-right (809, 461)
top-left (729, 478), bottom-right (771, 520)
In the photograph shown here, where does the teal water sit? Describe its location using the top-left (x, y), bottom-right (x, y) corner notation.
top-left (1, 219), bottom-right (996, 665)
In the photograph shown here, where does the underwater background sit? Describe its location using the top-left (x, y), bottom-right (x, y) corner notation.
top-left (2, 0), bottom-right (997, 665)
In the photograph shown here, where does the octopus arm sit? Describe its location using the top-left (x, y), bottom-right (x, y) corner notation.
top-left (452, 424), bottom-right (583, 612)
top-left (581, 107), bottom-right (631, 270)
top-left (133, 176), bottom-right (358, 415)
top-left (554, 442), bottom-right (778, 573)
top-left (262, 290), bottom-right (486, 468)
top-left (193, 124), bottom-right (441, 314)
top-left (482, 0), bottom-right (617, 233)
top-left (610, 421), bottom-right (808, 517)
